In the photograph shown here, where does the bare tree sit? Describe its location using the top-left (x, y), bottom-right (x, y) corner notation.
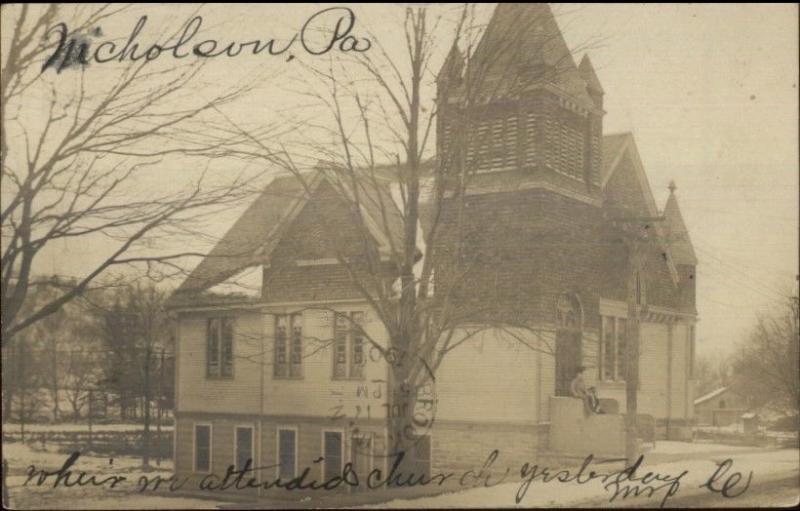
top-left (730, 294), bottom-right (799, 413)
top-left (216, 4), bottom-right (603, 460)
top-left (1, 4), bottom-right (265, 351)
top-left (694, 353), bottom-right (732, 397)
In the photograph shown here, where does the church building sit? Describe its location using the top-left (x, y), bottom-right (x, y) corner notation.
top-left (168, 3), bottom-right (698, 492)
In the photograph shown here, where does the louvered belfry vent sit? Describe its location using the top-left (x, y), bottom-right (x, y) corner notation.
top-left (436, 3), bottom-right (605, 194)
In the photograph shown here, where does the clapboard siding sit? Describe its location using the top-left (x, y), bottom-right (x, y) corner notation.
top-left (638, 322), bottom-right (669, 418)
top-left (592, 319), bottom-right (695, 421)
top-left (261, 303), bottom-right (389, 419)
top-left (435, 328), bottom-right (544, 424)
top-left (177, 302), bottom-right (390, 419)
top-left (669, 323), bottom-right (690, 418)
top-left (177, 311), bottom-right (265, 415)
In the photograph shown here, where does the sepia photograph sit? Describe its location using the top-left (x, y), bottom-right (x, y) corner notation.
top-left (1, 3), bottom-right (798, 509)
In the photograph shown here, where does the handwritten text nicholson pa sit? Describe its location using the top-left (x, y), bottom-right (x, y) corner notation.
top-left (42, 7), bottom-right (371, 73)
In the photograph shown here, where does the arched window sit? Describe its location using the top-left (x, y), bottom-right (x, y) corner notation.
top-left (719, 399), bottom-right (726, 409)
top-left (556, 294), bottom-right (583, 331)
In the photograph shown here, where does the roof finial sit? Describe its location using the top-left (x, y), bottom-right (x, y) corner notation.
top-left (668, 180), bottom-right (677, 195)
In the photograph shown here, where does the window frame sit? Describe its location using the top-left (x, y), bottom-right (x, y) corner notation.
top-left (599, 314), bottom-right (627, 383)
top-left (276, 426), bottom-right (298, 480)
top-left (332, 311), bottom-right (367, 381)
top-left (274, 313), bottom-right (303, 379)
top-left (206, 317), bottom-right (234, 379)
top-left (321, 429), bottom-right (345, 482)
top-left (193, 423), bottom-right (213, 474)
top-left (234, 425), bottom-right (255, 473)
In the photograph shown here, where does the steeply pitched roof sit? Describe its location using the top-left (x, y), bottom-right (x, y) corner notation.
top-left (663, 184), bottom-right (698, 266)
top-left (175, 170), bottom-right (405, 295)
top-left (601, 132), bottom-right (632, 186)
top-left (601, 132), bottom-right (660, 216)
top-left (176, 173), bottom-right (314, 294)
top-left (601, 132), bottom-right (681, 284)
top-left (578, 54), bottom-right (604, 94)
top-left (467, 3), bottom-right (594, 109)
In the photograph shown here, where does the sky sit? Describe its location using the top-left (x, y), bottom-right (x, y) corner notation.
top-left (7, 3), bottom-right (798, 360)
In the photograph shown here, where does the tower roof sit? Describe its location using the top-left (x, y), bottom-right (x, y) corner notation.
top-left (467, 3), bottom-right (594, 108)
top-left (578, 54), bottom-right (604, 94)
top-left (663, 184), bottom-right (698, 266)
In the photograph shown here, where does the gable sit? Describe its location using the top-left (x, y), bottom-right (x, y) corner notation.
top-left (173, 170), bottom-right (406, 298)
top-left (602, 133), bottom-right (680, 286)
top-left (605, 151), bottom-right (652, 217)
top-left (175, 174), bottom-right (310, 294)
top-left (270, 179), bottom-right (378, 264)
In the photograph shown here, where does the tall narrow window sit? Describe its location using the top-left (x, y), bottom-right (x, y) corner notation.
top-left (616, 318), bottom-right (627, 381)
top-left (278, 428), bottom-right (296, 480)
top-left (602, 316), bottom-right (616, 381)
top-left (235, 426), bottom-right (253, 472)
top-left (274, 315), bottom-right (288, 378)
top-left (207, 318), bottom-right (233, 378)
top-left (221, 319), bottom-right (233, 377)
top-left (207, 319), bottom-right (220, 377)
top-left (350, 312), bottom-right (365, 378)
top-left (275, 314), bottom-right (302, 378)
top-left (599, 315), bottom-right (627, 382)
top-left (290, 317), bottom-right (303, 378)
top-left (333, 311), bottom-right (366, 380)
top-left (323, 431), bottom-right (343, 481)
top-left (333, 314), bottom-right (348, 379)
top-left (194, 424), bottom-right (211, 472)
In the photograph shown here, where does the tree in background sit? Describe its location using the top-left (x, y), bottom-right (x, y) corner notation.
top-left (99, 283), bottom-right (172, 467)
top-left (694, 353), bottom-right (732, 398)
top-left (1, 4), bottom-right (261, 353)
top-left (730, 295), bottom-right (799, 414)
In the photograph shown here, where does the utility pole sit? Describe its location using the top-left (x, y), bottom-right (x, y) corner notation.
top-left (611, 214), bottom-right (663, 467)
top-left (624, 236), bottom-right (646, 466)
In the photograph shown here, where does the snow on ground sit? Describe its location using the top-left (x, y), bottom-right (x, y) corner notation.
top-left (4, 440), bottom-right (798, 509)
top-left (365, 448), bottom-right (800, 509)
top-left (3, 441), bottom-right (172, 474)
top-left (650, 440), bottom-right (754, 454)
top-left (4, 423), bottom-right (174, 433)
top-left (3, 442), bottom-right (229, 510)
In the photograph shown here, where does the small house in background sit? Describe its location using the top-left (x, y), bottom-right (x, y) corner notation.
top-left (693, 387), bottom-right (748, 426)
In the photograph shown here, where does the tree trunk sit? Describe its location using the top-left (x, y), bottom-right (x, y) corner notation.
top-left (386, 360), bottom-right (420, 484)
top-left (50, 340), bottom-right (59, 422)
top-left (2, 339), bottom-right (16, 421)
top-left (142, 348), bottom-right (151, 468)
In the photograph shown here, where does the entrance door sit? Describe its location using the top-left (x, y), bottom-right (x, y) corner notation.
top-left (555, 330), bottom-right (582, 396)
top-left (554, 294), bottom-right (583, 396)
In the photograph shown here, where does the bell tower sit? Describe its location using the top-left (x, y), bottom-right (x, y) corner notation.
top-left (436, 3), bottom-right (605, 198)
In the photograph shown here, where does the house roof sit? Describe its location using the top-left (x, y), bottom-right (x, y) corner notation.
top-left (174, 169), bottom-right (405, 295)
top-left (694, 386), bottom-right (729, 406)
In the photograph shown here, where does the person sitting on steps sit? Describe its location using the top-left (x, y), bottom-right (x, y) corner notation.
top-left (569, 366), bottom-right (596, 417)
